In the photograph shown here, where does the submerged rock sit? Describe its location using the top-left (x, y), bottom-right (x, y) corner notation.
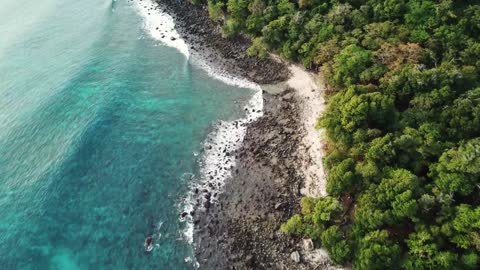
top-left (144, 236), bottom-right (154, 253)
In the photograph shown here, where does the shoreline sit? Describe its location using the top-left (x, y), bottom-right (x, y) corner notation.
top-left (147, 0), bottom-right (332, 268)
top-left (193, 68), bottom-right (335, 269)
top-left (154, 0), bottom-right (289, 85)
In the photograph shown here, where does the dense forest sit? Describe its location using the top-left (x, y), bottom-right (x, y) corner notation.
top-left (199, 0), bottom-right (480, 269)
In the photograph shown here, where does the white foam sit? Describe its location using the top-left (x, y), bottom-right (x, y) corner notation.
top-left (189, 54), bottom-right (262, 91)
top-left (134, 0), bottom-right (190, 58)
top-left (133, 0), bottom-right (264, 261)
top-left (181, 89), bottom-right (262, 245)
top-left (134, 0), bottom-right (261, 92)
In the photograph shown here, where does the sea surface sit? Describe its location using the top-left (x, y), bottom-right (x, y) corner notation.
top-left (0, 0), bottom-right (258, 269)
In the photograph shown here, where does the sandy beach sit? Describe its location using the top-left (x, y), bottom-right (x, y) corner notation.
top-left (287, 65), bottom-right (328, 198)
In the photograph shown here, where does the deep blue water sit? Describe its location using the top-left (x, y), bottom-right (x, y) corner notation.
top-left (0, 0), bottom-right (253, 269)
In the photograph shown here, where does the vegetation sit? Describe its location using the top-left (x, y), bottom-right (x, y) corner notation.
top-left (199, 0), bottom-right (480, 268)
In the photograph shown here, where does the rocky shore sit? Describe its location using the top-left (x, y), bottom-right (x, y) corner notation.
top-left (154, 0), bottom-right (289, 84)
top-left (194, 88), bottom-right (334, 269)
top-left (149, 0), bottom-right (334, 269)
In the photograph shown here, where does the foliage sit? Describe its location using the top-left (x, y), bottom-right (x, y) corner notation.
top-left (246, 37), bottom-right (268, 58)
top-left (321, 226), bottom-right (351, 264)
top-left (207, 0), bottom-right (225, 22)
top-left (332, 45), bottom-right (375, 86)
top-left (355, 230), bottom-right (401, 270)
top-left (198, 0), bottom-right (480, 267)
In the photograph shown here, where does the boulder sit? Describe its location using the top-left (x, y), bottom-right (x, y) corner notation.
top-left (303, 238), bottom-right (314, 251)
top-left (290, 251), bottom-right (301, 263)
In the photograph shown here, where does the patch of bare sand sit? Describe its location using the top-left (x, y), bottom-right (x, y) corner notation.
top-left (286, 64), bottom-right (327, 198)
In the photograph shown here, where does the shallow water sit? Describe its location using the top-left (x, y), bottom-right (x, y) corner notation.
top-left (0, 0), bottom-right (255, 269)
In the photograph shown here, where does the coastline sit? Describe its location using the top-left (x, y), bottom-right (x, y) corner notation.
top-left (146, 0), bottom-right (333, 268)
top-left (154, 0), bottom-right (289, 84)
top-left (193, 69), bottom-right (336, 269)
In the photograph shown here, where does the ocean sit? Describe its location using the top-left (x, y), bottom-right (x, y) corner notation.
top-left (0, 0), bottom-right (260, 269)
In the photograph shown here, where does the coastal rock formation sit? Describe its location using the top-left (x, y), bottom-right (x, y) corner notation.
top-left (153, 0), bottom-right (334, 268)
top-left (193, 88), bottom-right (336, 269)
top-left (156, 0), bottom-right (289, 84)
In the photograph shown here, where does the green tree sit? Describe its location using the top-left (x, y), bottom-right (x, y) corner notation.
top-left (226, 0), bottom-right (248, 20)
top-left (321, 226), bottom-right (352, 264)
top-left (450, 205), bottom-right (480, 251)
top-left (277, 0), bottom-right (295, 16)
top-left (326, 158), bottom-right (356, 196)
top-left (246, 37), bottom-right (269, 58)
top-left (404, 228), bottom-right (458, 270)
top-left (332, 45), bottom-right (374, 86)
top-left (207, 0), bottom-right (225, 21)
top-left (281, 214), bottom-right (305, 236)
top-left (355, 230), bottom-right (401, 270)
top-left (431, 138), bottom-right (480, 196)
top-left (312, 197), bottom-right (342, 224)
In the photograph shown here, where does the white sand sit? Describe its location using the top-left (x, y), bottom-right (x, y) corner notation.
top-left (286, 65), bottom-right (348, 269)
top-left (286, 65), bottom-right (328, 198)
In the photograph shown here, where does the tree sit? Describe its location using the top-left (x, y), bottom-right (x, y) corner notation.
top-left (226, 0), bottom-right (248, 20)
top-left (207, 0), bottom-right (225, 21)
top-left (369, 0), bottom-right (407, 21)
top-left (277, 0), bottom-right (295, 16)
top-left (441, 88), bottom-right (480, 141)
top-left (355, 230), bottom-right (401, 270)
top-left (312, 197), bottom-right (342, 224)
top-left (321, 226), bottom-right (352, 264)
top-left (366, 134), bottom-right (396, 166)
top-left (262, 16), bottom-right (290, 47)
top-left (222, 18), bottom-right (241, 37)
top-left (361, 22), bottom-right (396, 50)
top-left (246, 37), bottom-right (269, 58)
top-left (431, 138), bottom-right (480, 196)
top-left (332, 45), bottom-right (374, 86)
top-left (404, 228), bottom-right (458, 270)
top-left (450, 205), bottom-right (480, 251)
top-left (281, 214), bottom-right (305, 236)
top-left (375, 168), bottom-right (420, 221)
top-left (326, 158), bottom-right (356, 196)
top-left (462, 252), bottom-right (479, 269)
top-left (375, 43), bottom-right (423, 70)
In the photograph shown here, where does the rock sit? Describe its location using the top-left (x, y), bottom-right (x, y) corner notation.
top-left (274, 202), bottom-right (283, 210)
top-left (170, 37), bottom-right (176, 41)
top-left (282, 93), bottom-right (294, 100)
top-left (245, 254), bottom-right (255, 266)
top-left (283, 127), bottom-right (295, 134)
top-left (290, 251), bottom-right (301, 263)
top-left (144, 236), bottom-right (154, 253)
top-left (203, 200), bottom-right (211, 209)
top-left (303, 238), bottom-right (314, 251)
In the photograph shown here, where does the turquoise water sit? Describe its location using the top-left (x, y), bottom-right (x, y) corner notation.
top-left (0, 0), bottom-right (254, 269)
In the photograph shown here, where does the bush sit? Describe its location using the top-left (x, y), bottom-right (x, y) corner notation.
top-left (207, 0), bottom-right (224, 22)
top-left (321, 226), bottom-right (351, 264)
